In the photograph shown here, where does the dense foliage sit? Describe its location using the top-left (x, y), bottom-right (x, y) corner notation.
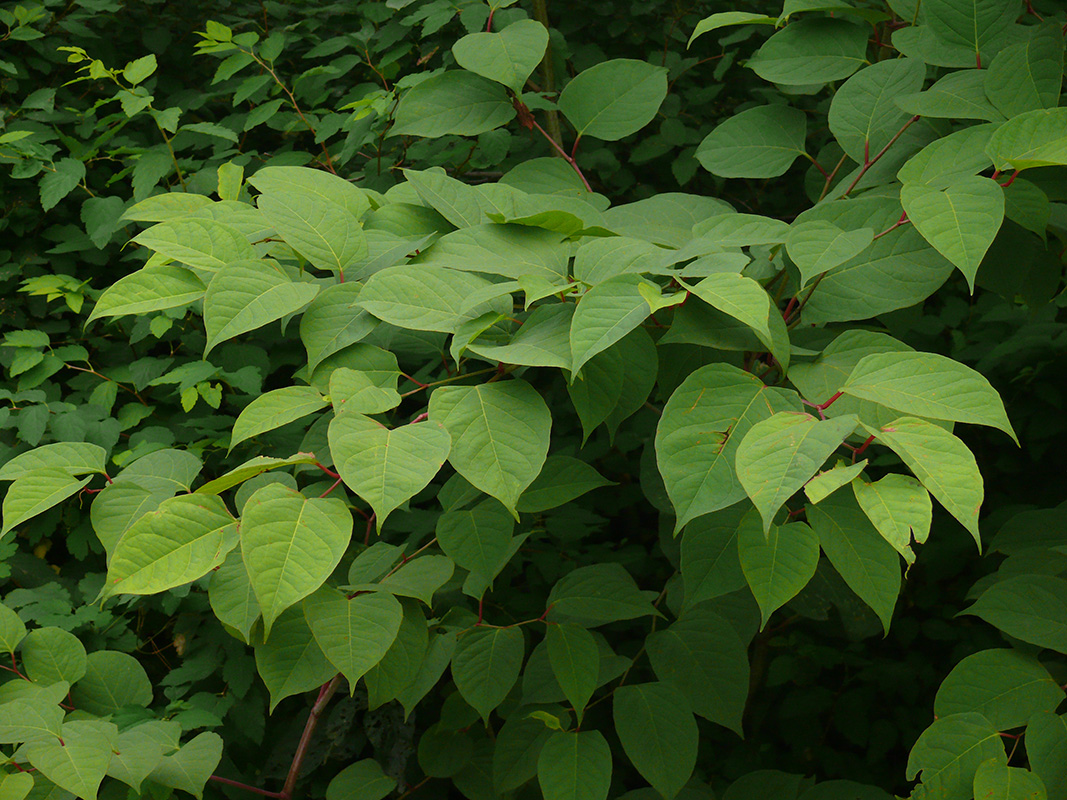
top-left (1, 0), bottom-right (1066, 799)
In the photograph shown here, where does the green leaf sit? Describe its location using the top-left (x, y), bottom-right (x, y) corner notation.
top-left (254, 605), bottom-right (337, 712)
top-left (1026, 712), bottom-right (1067, 799)
top-left (986, 108), bottom-right (1067, 171)
top-left (696, 105), bottom-right (807, 179)
top-left (0, 699), bottom-right (63, 743)
top-left (122, 192), bottom-right (212, 222)
top-left (241, 484), bottom-right (353, 636)
top-left (69, 650), bottom-right (153, 715)
top-left (403, 168), bottom-right (493, 228)
top-left (105, 494), bottom-right (235, 597)
top-left (203, 262), bottom-right (319, 353)
top-left (747, 19), bottom-right (869, 85)
top-left (452, 19), bottom-right (548, 92)
top-left (804, 459), bottom-right (867, 504)
top-left (2, 469), bottom-right (92, 537)
top-left (358, 265), bottom-right (502, 333)
top-left (470, 303), bottom-right (574, 371)
top-left (299, 282), bottom-right (378, 372)
top-left (924, 0), bottom-right (1017, 65)
top-left (691, 213), bottom-right (790, 247)
top-left (257, 191), bottom-right (368, 274)
top-left (558, 59), bottom-right (667, 141)
top-left (852, 473), bottom-right (931, 564)
top-left (682, 273), bottom-right (774, 354)
top-left (87, 266), bottom-right (205, 323)
top-left (738, 514), bottom-right (820, 628)
top-left (147, 731), bottom-right (222, 800)
top-left (567, 344), bottom-right (625, 443)
top-left (329, 368), bottom-right (401, 416)
top-left (436, 499), bottom-right (514, 597)
top-left (230, 386), bottom-right (328, 451)
top-left (646, 604), bottom-right (749, 734)
top-left (248, 166), bottom-right (370, 219)
top-left (209, 550), bottom-right (260, 642)
top-left (516, 455), bottom-right (612, 513)
top-left (492, 713), bottom-right (553, 791)
top-left (537, 730), bottom-right (612, 800)
top-left (303, 589), bottom-right (402, 687)
top-left (689, 12), bottom-right (776, 47)
top-left (807, 493), bottom-right (901, 633)
top-left (571, 274), bottom-right (665, 376)
top-left (416, 223), bottom-right (568, 281)
top-left (935, 649), bottom-right (1064, 730)
top-left (906, 713), bottom-right (1005, 800)
top-left (546, 622), bottom-right (599, 721)
top-left (0, 443), bottom-right (106, 481)
top-left (326, 759), bottom-right (397, 800)
top-left (195, 453), bottom-right (318, 495)
top-left (451, 626), bottom-right (524, 721)
top-left (107, 724), bottom-right (169, 793)
top-left (895, 70), bottom-right (1004, 121)
top-left (132, 218), bottom-right (256, 272)
top-left (123, 53), bottom-right (157, 85)
top-left (828, 58), bottom-right (925, 163)
top-left (897, 124), bottom-right (997, 189)
top-left (786, 221), bottom-right (874, 287)
top-left (330, 414), bottom-right (450, 532)
top-left (25, 720), bottom-right (117, 800)
top-left (0, 603), bottom-right (26, 654)
top-left (429, 380), bottom-right (551, 515)
top-left (901, 176), bottom-right (1004, 290)
top-left (375, 555), bottom-right (455, 607)
top-left (613, 682), bottom-right (698, 800)
top-left (365, 599), bottom-right (429, 708)
top-left (736, 412), bottom-right (858, 532)
top-left (0, 773), bottom-right (32, 800)
top-left (842, 351), bottom-right (1016, 441)
top-left (392, 71), bottom-right (515, 137)
top-left (656, 364), bottom-right (800, 530)
top-left (868, 417), bottom-right (982, 547)
top-left (963, 575), bottom-right (1067, 653)
top-left (973, 759), bottom-right (1049, 800)
top-left (547, 563), bottom-right (658, 627)
top-left (39, 158), bottom-right (86, 212)
top-left (680, 508), bottom-right (747, 608)
top-left (985, 22), bottom-right (1064, 119)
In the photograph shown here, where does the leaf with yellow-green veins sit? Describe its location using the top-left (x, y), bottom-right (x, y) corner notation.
top-left (87, 266), bottom-right (206, 323)
top-left (452, 19), bottom-right (549, 93)
top-left (132, 217), bottom-right (256, 272)
top-left (254, 605), bottom-right (337, 712)
top-left (303, 588), bottom-right (403, 689)
top-left (25, 720), bottom-right (118, 800)
top-left (1, 469), bottom-right (91, 537)
top-left (257, 190), bottom-right (368, 274)
top-left (451, 626), bottom-right (524, 722)
top-left (852, 473), bottom-right (931, 565)
top-left (229, 386), bottom-right (328, 452)
top-left (240, 483), bottom-right (353, 635)
top-left (738, 512), bottom-right (820, 629)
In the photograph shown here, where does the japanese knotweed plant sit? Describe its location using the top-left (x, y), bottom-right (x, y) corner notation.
top-left (1, 1), bottom-right (1066, 799)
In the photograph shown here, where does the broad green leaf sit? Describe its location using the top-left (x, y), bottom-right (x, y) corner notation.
top-left (603, 327), bottom-right (659, 442)
top-left (570, 274), bottom-right (664, 376)
top-left (869, 417), bottom-right (982, 546)
top-left (132, 218), bottom-right (256, 271)
top-left (310, 343), bottom-right (400, 396)
top-left (646, 604), bottom-right (749, 734)
top-left (985, 22), bottom-right (1064, 118)
top-left (329, 368), bottom-right (401, 415)
top-left (804, 459), bottom-right (866, 504)
top-left (2, 469), bottom-right (91, 537)
top-left (0, 443), bottom-right (106, 482)
top-left (963, 575), bottom-right (1067, 653)
top-left (680, 507), bottom-right (747, 608)
top-left (537, 730), bottom-right (611, 800)
top-left (0, 603), bottom-right (26, 654)
top-left (451, 626), bottom-right (524, 721)
top-left (105, 494), bottom-right (235, 597)
top-left (397, 632), bottom-right (458, 716)
top-left (230, 386), bottom-right (327, 451)
top-left (852, 473), bottom-right (931, 564)
top-left (122, 192), bottom-right (212, 222)
top-left (986, 108), bottom-right (1067, 171)
top-left (906, 713), bottom-right (1005, 800)
top-left (299, 282), bottom-right (377, 372)
top-left (248, 166), bottom-right (370, 219)
top-left (572, 236), bottom-right (663, 285)
top-left (897, 124), bottom-right (997, 189)
top-left (935, 649), bottom-right (1064, 730)
top-left (696, 105), bottom-right (807, 179)
top-left (469, 303), bottom-right (574, 371)
top-left (973, 760), bottom-right (1048, 800)
top-left (547, 563), bottom-right (657, 626)
top-left (736, 412), bottom-right (858, 532)
top-left (303, 589), bottom-right (402, 688)
top-left (0, 698), bottom-right (63, 743)
top-left (25, 720), bottom-right (117, 800)
top-left (91, 480), bottom-right (174, 559)
top-left (429, 380), bottom-right (551, 515)
top-left (392, 71), bottom-right (515, 137)
top-left (901, 176), bottom-right (1004, 290)
top-left (329, 414), bottom-right (450, 531)
top-left (602, 193), bottom-right (733, 247)
top-left (107, 724), bottom-right (172, 793)
top-left (364, 599), bottom-right (429, 708)
top-left (147, 731), bottom-right (222, 800)
top-left (807, 494), bottom-right (901, 633)
top-left (217, 161), bottom-right (243, 202)
top-left (69, 650), bottom-right (153, 715)
top-left (358, 265), bottom-right (503, 333)
top-left (785, 221), bottom-right (874, 287)
top-left (613, 682), bottom-right (697, 800)
top-left (452, 19), bottom-right (548, 92)
top-left (924, 0), bottom-right (1017, 65)
top-left (895, 69), bottom-right (1004, 121)
top-left (375, 555), bottom-right (455, 607)
top-left (689, 12), bottom-right (776, 46)
top-left (1026, 712), bottom-right (1067, 799)
top-left (828, 58), bottom-right (925, 163)
top-left (747, 19), bottom-right (869, 85)
top-left (738, 514), bottom-right (820, 628)
top-left (241, 483), bottom-right (353, 635)
top-left (546, 622), bottom-right (599, 721)
top-left (843, 351), bottom-right (1016, 441)
top-left (436, 499), bottom-right (514, 595)
top-left (257, 190), bottom-right (368, 274)
top-left (203, 262), bottom-right (319, 353)
top-left (683, 273), bottom-right (773, 352)
top-left (209, 550), bottom-right (260, 642)
top-left (326, 759), bottom-right (397, 800)
top-left (691, 213), bottom-right (790, 247)
top-left (0, 773), bottom-right (32, 800)
top-left (194, 453), bottom-right (317, 495)
top-left (115, 448), bottom-right (202, 493)
top-left (415, 223), bottom-right (568, 281)
top-left (567, 344), bottom-right (625, 442)
top-left (516, 455), bottom-right (612, 513)
top-left (656, 364), bottom-right (800, 530)
top-left (403, 168), bottom-right (493, 228)
top-left (87, 266), bottom-right (205, 322)
top-left (39, 158), bottom-right (86, 212)
top-left (253, 604), bottom-right (337, 711)
top-left (557, 59), bottom-right (668, 141)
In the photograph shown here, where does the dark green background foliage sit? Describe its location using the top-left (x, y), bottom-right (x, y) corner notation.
top-left (0, 0), bottom-right (1065, 798)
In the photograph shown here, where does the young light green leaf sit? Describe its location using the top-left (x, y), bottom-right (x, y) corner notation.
top-left (2, 469), bottom-right (92, 537)
top-left (613, 682), bottom-right (697, 800)
top-left (738, 514), bottom-right (820, 629)
top-left (852, 473), bottom-right (931, 564)
top-left (329, 414), bottom-right (451, 532)
top-left (25, 720), bottom-right (117, 800)
top-left (804, 459), bottom-right (867, 504)
top-left (303, 589), bottom-right (403, 688)
top-left (986, 108), bottom-right (1067, 171)
top-left (843, 351), bottom-right (1016, 442)
top-left (537, 730), bottom-right (612, 800)
top-left (358, 265), bottom-right (502, 333)
top-left (87, 266), bottom-right (205, 323)
top-left (557, 59), bottom-right (667, 141)
top-left (735, 412), bottom-right (858, 532)
top-left (688, 12), bottom-right (776, 46)
top-left (229, 386), bottom-right (327, 452)
top-left (570, 274), bottom-right (664, 376)
top-left (392, 71), bottom-right (515, 137)
top-left (696, 105), bottom-right (807, 179)
top-left (329, 368), bottom-right (401, 415)
top-left (194, 453), bottom-right (318, 495)
top-left (935, 649), bottom-right (1064, 730)
top-left (963, 575), bottom-right (1067, 654)
top-left (451, 626), bottom-right (524, 722)
top-left (429, 380), bottom-right (551, 515)
top-left (257, 190), bottom-right (368, 274)
top-left (132, 217), bottom-right (256, 271)
top-left (0, 604), bottom-right (26, 655)
top-left (906, 713), bottom-right (1005, 799)
top-left (0, 442), bottom-right (106, 481)
top-left (546, 622), bottom-right (599, 721)
top-left (253, 605), bottom-right (337, 712)
top-left (452, 19), bottom-right (548, 92)
top-left (869, 417), bottom-right (982, 547)
top-left (241, 483), bottom-right (353, 635)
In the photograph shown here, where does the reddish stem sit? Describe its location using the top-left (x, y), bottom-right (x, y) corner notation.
top-left (527, 117), bottom-right (593, 192)
top-left (208, 776), bottom-right (285, 798)
top-left (841, 116), bottom-right (919, 198)
top-left (1000, 170), bottom-right (1020, 188)
top-left (410, 412), bottom-right (428, 424)
top-left (873, 211), bottom-right (909, 240)
top-left (280, 675), bottom-right (344, 799)
top-left (318, 477), bottom-right (342, 499)
top-left (364, 513), bottom-right (376, 546)
top-left (313, 461), bottom-right (339, 479)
